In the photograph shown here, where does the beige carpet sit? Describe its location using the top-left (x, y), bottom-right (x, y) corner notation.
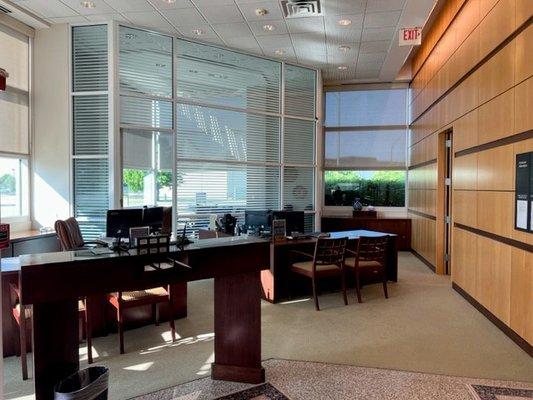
top-left (4, 253), bottom-right (533, 399)
top-left (131, 359), bottom-right (533, 400)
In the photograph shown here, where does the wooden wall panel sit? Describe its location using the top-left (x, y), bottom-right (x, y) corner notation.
top-left (409, 0), bottom-right (532, 348)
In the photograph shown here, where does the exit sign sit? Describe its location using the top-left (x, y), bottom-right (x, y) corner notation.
top-left (399, 27), bottom-right (422, 46)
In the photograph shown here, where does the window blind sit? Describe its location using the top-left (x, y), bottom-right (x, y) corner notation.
top-left (0, 24), bottom-right (29, 155)
top-left (120, 96), bottom-right (173, 129)
top-left (284, 65), bottom-right (316, 118)
top-left (73, 95), bottom-right (109, 155)
top-left (72, 25), bottom-right (108, 92)
top-left (284, 118), bottom-right (315, 165)
top-left (176, 40), bottom-right (281, 114)
top-left (283, 166), bottom-right (314, 211)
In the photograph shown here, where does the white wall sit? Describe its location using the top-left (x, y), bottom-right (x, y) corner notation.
top-left (32, 24), bottom-right (71, 229)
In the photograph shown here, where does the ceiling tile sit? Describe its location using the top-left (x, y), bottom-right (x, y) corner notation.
top-left (102, 0), bottom-right (153, 13)
top-left (193, 0), bottom-right (234, 5)
top-left (60, 0), bottom-right (115, 15)
top-left (248, 19), bottom-right (288, 36)
top-left (152, 0), bottom-right (194, 9)
top-left (162, 7), bottom-right (207, 25)
top-left (366, 0), bottom-right (406, 12)
top-left (85, 13), bottom-right (129, 22)
top-left (355, 69), bottom-right (380, 79)
top-left (224, 36), bottom-right (262, 52)
top-left (359, 40), bottom-right (391, 53)
top-left (198, 36), bottom-right (225, 46)
top-left (363, 11), bottom-right (401, 29)
top-left (122, 11), bottom-right (177, 33)
top-left (286, 16), bottom-right (324, 34)
top-left (326, 42), bottom-right (359, 62)
top-left (212, 22), bottom-right (252, 39)
top-left (49, 15), bottom-right (89, 23)
top-left (255, 33), bottom-right (292, 50)
top-left (197, 4), bottom-right (244, 24)
top-left (325, 14), bottom-right (363, 43)
top-left (263, 46), bottom-right (296, 58)
top-left (356, 59), bottom-right (384, 72)
top-left (323, 0), bottom-right (366, 16)
top-left (237, 1), bottom-right (283, 21)
top-left (14, 0), bottom-right (79, 17)
top-left (179, 24), bottom-right (219, 39)
top-left (357, 52), bottom-right (387, 64)
top-left (361, 27), bottom-right (395, 42)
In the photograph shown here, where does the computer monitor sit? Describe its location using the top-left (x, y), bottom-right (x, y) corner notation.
top-left (142, 206), bottom-right (164, 233)
top-left (106, 208), bottom-right (144, 238)
top-left (272, 211), bottom-right (305, 235)
top-left (245, 210), bottom-right (271, 232)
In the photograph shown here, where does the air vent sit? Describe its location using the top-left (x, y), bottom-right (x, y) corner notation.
top-left (0, 5), bottom-right (12, 14)
top-left (281, 0), bottom-right (322, 18)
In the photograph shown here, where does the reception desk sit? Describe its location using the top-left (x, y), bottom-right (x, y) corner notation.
top-left (16, 236), bottom-right (270, 400)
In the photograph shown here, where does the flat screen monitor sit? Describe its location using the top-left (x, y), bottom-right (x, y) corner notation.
top-left (142, 206), bottom-right (164, 233)
top-left (106, 208), bottom-right (144, 238)
top-left (272, 211), bottom-right (305, 235)
top-left (245, 210), bottom-right (271, 231)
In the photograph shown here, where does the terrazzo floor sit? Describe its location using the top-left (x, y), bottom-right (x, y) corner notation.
top-left (132, 359), bottom-right (533, 400)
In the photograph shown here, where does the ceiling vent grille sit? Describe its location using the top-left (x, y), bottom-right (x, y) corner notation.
top-left (0, 5), bottom-right (12, 14)
top-left (281, 0), bottom-right (322, 18)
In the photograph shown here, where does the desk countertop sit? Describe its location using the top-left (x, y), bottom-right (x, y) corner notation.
top-left (9, 230), bottom-right (56, 241)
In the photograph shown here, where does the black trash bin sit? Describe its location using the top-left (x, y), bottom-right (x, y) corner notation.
top-left (54, 366), bottom-right (109, 400)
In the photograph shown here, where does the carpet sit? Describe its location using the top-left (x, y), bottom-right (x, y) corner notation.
top-left (131, 359), bottom-right (533, 400)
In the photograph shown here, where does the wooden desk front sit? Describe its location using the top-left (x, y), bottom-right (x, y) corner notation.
top-left (18, 237), bottom-right (270, 400)
top-left (261, 230), bottom-right (398, 303)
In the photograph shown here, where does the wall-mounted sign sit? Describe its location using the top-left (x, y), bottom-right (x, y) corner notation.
top-left (0, 223), bottom-right (10, 249)
top-left (515, 152), bottom-right (532, 232)
top-left (399, 27), bottom-right (422, 46)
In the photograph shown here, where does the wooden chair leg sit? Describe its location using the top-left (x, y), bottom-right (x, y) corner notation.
top-left (19, 306), bottom-right (29, 381)
top-left (117, 305), bottom-right (125, 355)
top-left (354, 271), bottom-right (362, 303)
top-left (85, 301), bottom-right (93, 364)
top-left (340, 270), bottom-right (348, 306)
top-left (311, 277), bottom-right (320, 311)
top-left (382, 273), bottom-right (389, 299)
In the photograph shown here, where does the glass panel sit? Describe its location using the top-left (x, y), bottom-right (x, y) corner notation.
top-left (122, 130), bottom-right (173, 207)
top-left (176, 39), bottom-right (281, 113)
top-left (324, 131), bottom-right (338, 167)
top-left (120, 96), bottom-right (173, 129)
top-left (284, 65), bottom-right (315, 118)
top-left (0, 90), bottom-right (29, 154)
top-left (325, 89), bottom-right (407, 127)
top-left (177, 104), bottom-right (280, 164)
top-left (119, 26), bottom-right (173, 98)
top-left (324, 170), bottom-right (406, 207)
top-left (73, 95), bottom-right (108, 155)
top-left (283, 166), bottom-right (314, 211)
top-left (177, 161), bottom-right (280, 235)
top-left (337, 130), bottom-right (406, 168)
top-left (72, 25), bottom-right (108, 92)
top-left (74, 158), bottom-right (109, 239)
top-left (0, 157), bottom-right (29, 217)
top-left (284, 118), bottom-right (315, 165)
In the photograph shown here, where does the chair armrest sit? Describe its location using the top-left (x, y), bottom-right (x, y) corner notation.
top-left (290, 250), bottom-right (314, 259)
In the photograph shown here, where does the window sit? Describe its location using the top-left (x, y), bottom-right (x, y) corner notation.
top-left (324, 86), bottom-right (408, 208)
top-left (0, 157), bottom-right (29, 218)
top-left (0, 24), bottom-right (30, 221)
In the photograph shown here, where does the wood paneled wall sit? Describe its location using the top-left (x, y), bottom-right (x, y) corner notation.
top-left (408, 0), bottom-right (532, 350)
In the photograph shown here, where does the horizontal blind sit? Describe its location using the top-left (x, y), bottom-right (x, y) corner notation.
top-left (120, 96), bottom-right (173, 129)
top-left (176, 40), bottom-right (281, 113)
top-left (72, 25), bottom-right (108, 92)
top-left (177, 104), bottom-right (280, 164)
top-left (119, 26), bottom-right (173, 98)
top-left (284, 118), bottom-right (315, 165)
top-left (326, 130), bottom-right (406, 169)
top-left (123, 130), bottom-right (172, 170)
top-left (284, 65), bottom-right (316, 118)
top-left (0, 24), bottom-right (29, 155)
top-left (283, 166), bottom-right (314, 211)
top-left (73, 95), bottom-right (109, 155)
top-left (74, 159), bottom-right (109, 238)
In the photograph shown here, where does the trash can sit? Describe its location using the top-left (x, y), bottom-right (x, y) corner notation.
top-left (54, 366), bottom-right (109, 400)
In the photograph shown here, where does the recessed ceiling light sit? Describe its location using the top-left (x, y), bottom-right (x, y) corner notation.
top-left (191, 29), bottom-right (205, 35)
top-left (338, 65), bottom-right (348, 70)
top-left (275, 49), bottom-right (285, 56)
top-left (263, 24), bottom-right (276, 31)
top-left (80, 1), bottom-right (96, 8)
top-left (162, 0), bottom-right (176, 3)
top-left (338, 45), bottom-right (351, 52)
top-left (255, 8), bottom-right (269, 16)
top-left (338, 19), bottom-right (352, 26)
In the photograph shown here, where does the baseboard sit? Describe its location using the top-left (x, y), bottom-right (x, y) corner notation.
top-left (411, 250), bottom-right (436, 272)
top-left (452, 283), bottom-right (533, 357)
